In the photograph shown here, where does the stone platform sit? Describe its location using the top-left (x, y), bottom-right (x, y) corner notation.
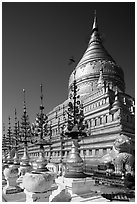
top-left (2, 190), bottom-right (109, 202)
top-left (2, 189), bottom-right (135, 202)
top-left (2, 176), bottom-right (135, 202)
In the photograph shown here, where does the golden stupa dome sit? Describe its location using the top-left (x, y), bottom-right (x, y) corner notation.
top-left (68, 13), bottom-right (125, 96)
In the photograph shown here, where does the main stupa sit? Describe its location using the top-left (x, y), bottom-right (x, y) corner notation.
top-left (69, 12), bottom-right (125, 97)
top-left (19, 12), bottom-right (135, 173)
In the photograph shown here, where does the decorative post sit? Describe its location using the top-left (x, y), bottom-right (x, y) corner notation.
top-left (2, 123), bottom-right (7, 165)
top-left (57, 118), bottom-right (62, 176)
top-left (57, 107), bottom-right (67, 177)
top-left (31, 84), bottom-right (51, 173)
top-left (3, 116), bottom-right (21, 194)
top-left (58, 70), bottom-right (91, 196)
top-left (12, 109), bottom-right (20, 166)
top-left (6, 117), bottom-right (13, 165)
top-left (2, 123), bottom-right (8, 186)
top-left (17, 89), bottom-right (32, 189)
top-left (47, 121), bottom-right (52, 163)
top-left (23, 84), bottom-right (54, 202)
top-left (20, 89), bottom-right (31, 168)
top-left (64, 70), bottom-right (88, 178)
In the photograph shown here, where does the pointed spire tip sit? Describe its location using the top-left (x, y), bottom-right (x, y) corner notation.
top-left (94, 10), bottom-right (96, 17)
top-left (92, 9), bottom-right (98, 31)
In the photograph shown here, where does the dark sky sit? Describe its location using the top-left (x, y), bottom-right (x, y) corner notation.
top-left (2, 2), bottom-right (135, 131)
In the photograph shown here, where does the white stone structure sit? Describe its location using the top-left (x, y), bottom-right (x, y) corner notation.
top-left (3, 164), bottom-right (19, 194)
top-left (22, 172), bottom-right (54, 202)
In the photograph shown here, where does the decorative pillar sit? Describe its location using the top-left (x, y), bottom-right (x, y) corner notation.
top-left (17, 89), bottom-right (32, 188)
top-left (80, 149), bottom-right (83, 157)
top-left (6, 117), bottom-right (14, 165)
top-left (2, 124), bottom-right (8, 186)
top-left (64, 151), bottom-right (67, 157)
top-left (5, 109), bottom-right (24, 193)
top-left (91, 118), bottom-right (93, 127)
top-left (2, 117), bottom-right (21, 194)
top-left (2, 150), bottom-right (7, 185)
top-left (102, 115), bottom-right (106, 124)
top-left (58, 163), bottom-right (63, 177)
top-left (102, 86), bottom-right (105, 94)
top-left (130, 106), bottom-right (135, 115)
top-left (92, 149), bottom-right (95, 156)
top-left (12, 108), bottom-right (20, 166)
top-left (62, 67), bottom-right (89, 195)
top-left (86, 149), bottom-right (89, 156)
top-left (106, 96), bottom-right (110, 103)
top-left (23, 84), bottom-right (58, 202)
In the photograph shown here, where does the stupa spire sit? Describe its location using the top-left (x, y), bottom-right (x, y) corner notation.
top-left (92, 10), bottom-right (98, 31)
top-left (89, 10), bottom-right (101, 44)
top-left (68, 10), bottom-right (125, 96)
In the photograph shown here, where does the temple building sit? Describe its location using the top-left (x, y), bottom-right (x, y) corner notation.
top-left (20, 14), bottom-right (135, 170)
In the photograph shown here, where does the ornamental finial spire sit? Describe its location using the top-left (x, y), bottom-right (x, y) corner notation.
top-left (8, 116), bottom-right (11, 126)
top-left (89, 10), bottom-right (101, 44)
top-left (3, 123), bottom-right (5, 138)
top-left (3, 122), bottom-right (5, 132)
top-left (40, 84), bottom-right (43, 105)
top-left (2, 123), bottom-right (6, 147)
top-left (15, 108), bottom-right (17, 121)
top-left (92, 10), bottom-right (98, 31)
top-left (40, 84), bottom-right (44, 112)
top-left (23, 89), bottom-right (26, 113)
